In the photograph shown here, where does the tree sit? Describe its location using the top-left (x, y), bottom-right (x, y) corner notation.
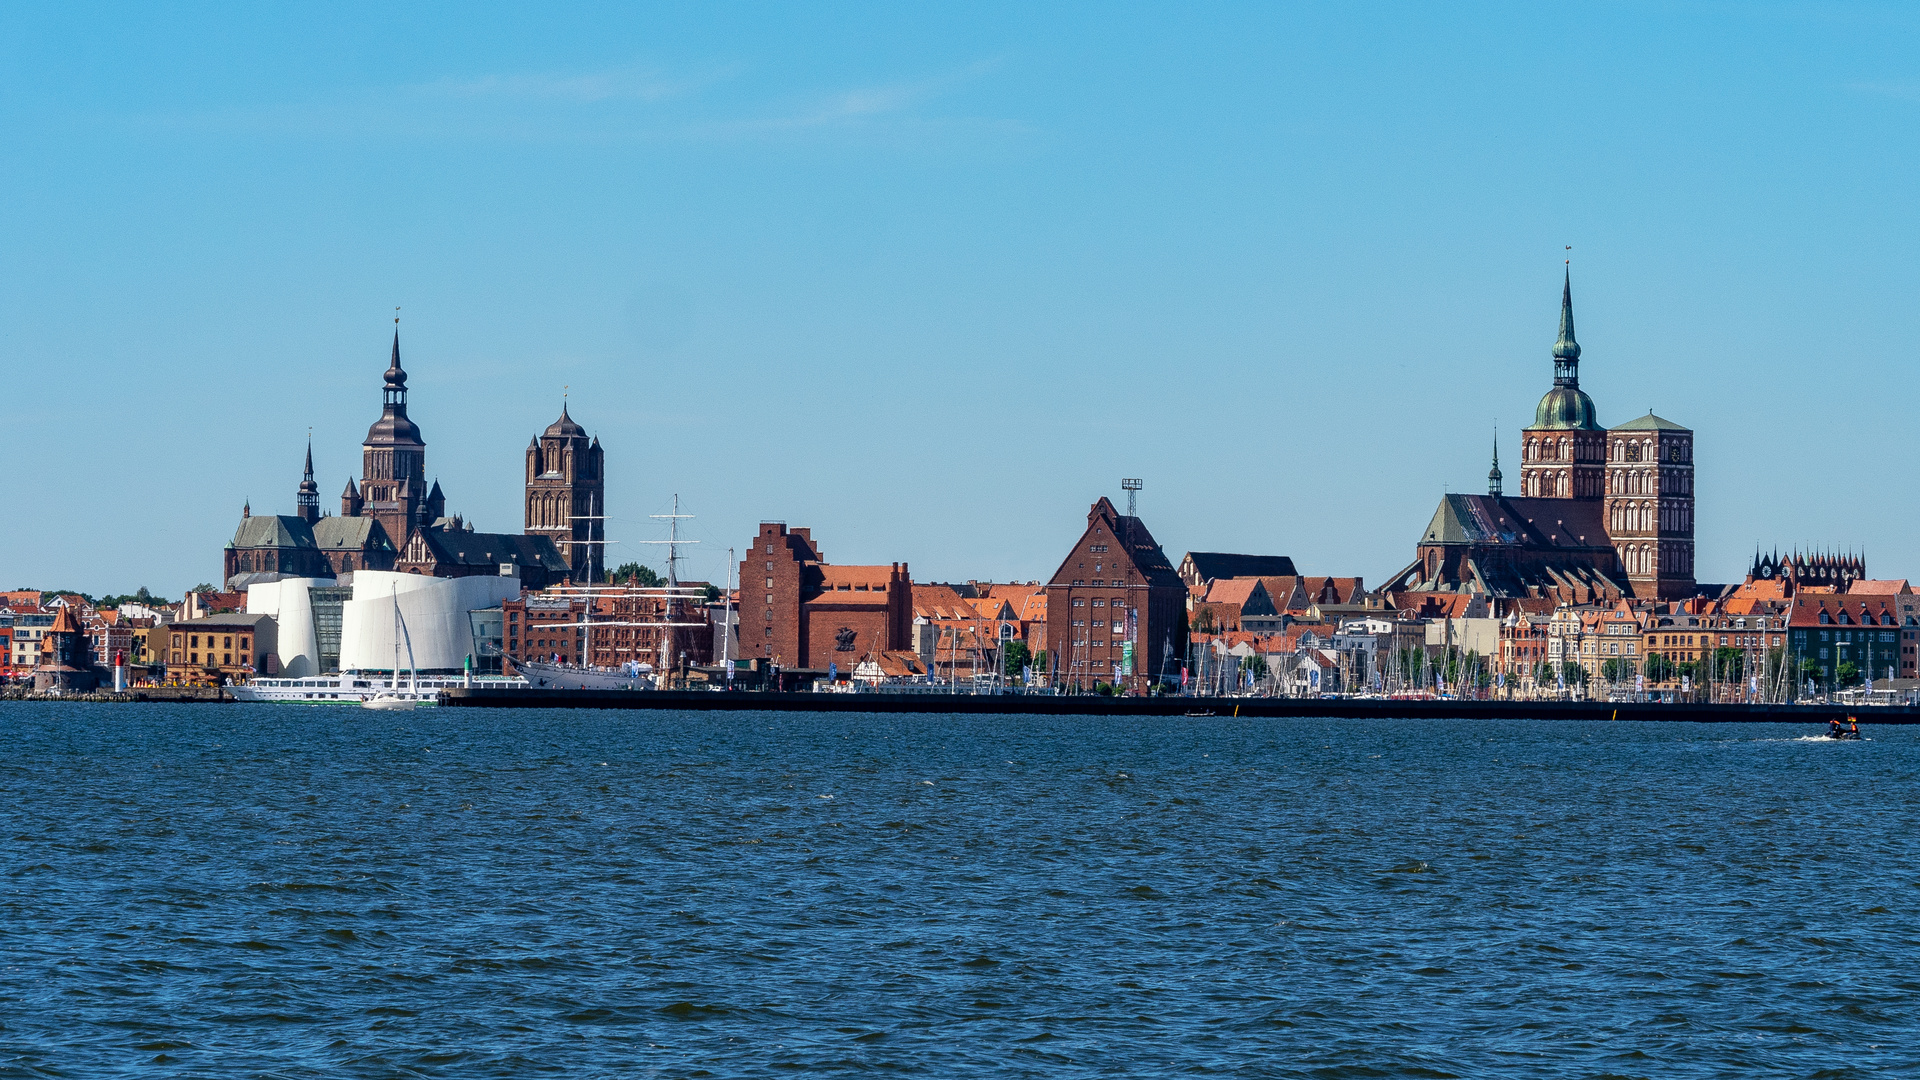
top-left (703, 584), bottom-right (721, 603)
top-left (190, 583), bottom-right (216, 594)
top-left (1709, 646), bottom-right (1744, 682)
top-left (1002, 640), bottom-right (1032, 679)
top-left (1561, 661), bottom-right (1589, 686)
top-left (1601, 658), bottom-right (1635, 682)
top-left (610, 563), bottom-right (663, 587)
top-left (1644, 651), bottom-right (1675, 683)
top-left (96, 586), bottom-right (172, 608)
top-left (1836, 660), bottom-right (1862, 687)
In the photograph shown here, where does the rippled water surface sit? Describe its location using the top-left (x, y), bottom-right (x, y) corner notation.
top-left (1, 704), bottom-right (1917, 1077)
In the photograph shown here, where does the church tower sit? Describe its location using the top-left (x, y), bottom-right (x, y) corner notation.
top-left (524, 404), bottom-right (604, 583)
top-left (295, 438), bottom-right (320, 523)
top-left (358, 322), bottom-right (429, 547)
top-left (1604, 413), bottom-right (1695, 599)
top-left (1519, 270), bottom-right (1607, 500)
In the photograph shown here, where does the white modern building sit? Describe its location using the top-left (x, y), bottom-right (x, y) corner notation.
top-left (249, 571), bottom-right (521, 675)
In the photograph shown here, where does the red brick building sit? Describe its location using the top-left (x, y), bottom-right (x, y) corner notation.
top-left (502, 593), bottom-right (588, 668)
top-left (1046, 496), bottom-right (1187, 691)
top-left (742, 523), bottom-right (912, 672)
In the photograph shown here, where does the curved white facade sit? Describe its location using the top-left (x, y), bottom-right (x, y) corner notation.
top-left (245, 577), bottom-right (331, 677)
top-left (339, 572), bottom-right (521, 673)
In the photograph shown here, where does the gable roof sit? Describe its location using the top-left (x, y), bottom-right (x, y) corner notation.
top-left (1047, 497), bottom-right (1183, 589)
top-left (1181, 552), bottom-right (1299, 584)
top-left (912, 583), bottom-right (976, 621)
top-left (1420, 494), bottom-right (1610, 550)
top-left (230, 515), bottom-right (316, 551)
top-left (426, 529), bottom-right (569, 571)
top-left (312, 516), bottom-right (392, 552)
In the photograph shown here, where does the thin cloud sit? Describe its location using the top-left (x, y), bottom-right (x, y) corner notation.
top-left (1846, 79), bottom-right (1920, 102)
top-left (124, 57), bottom-right (1019, 146)
top-left (701, 58), bottom-right (1008, 137)
top-left (423, 64), bottom-right (737, 104)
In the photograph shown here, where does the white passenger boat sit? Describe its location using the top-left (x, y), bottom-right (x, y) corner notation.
top-left (233, 671), bottom-right (526, 705)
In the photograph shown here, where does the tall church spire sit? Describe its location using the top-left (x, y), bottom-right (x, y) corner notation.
top-left (1487, 429), bottom-right (1503, 496)
top-left (1552, 266), bottom-right (1581, 385)
top-left (296, 435), bottom-right (320, 522)
top-left (383, 316), bottom-right (408, 408)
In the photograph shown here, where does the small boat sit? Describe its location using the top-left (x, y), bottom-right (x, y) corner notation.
top-left (359, 586), bottom-right (429, 711)
top-left (1822, 717), bottom-right (1863, 740)
top-left (361, 693), bottom-right (417, 712)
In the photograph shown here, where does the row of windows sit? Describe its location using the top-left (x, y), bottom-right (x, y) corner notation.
top-left (171, 651), bottom-right (244, 666)
top-left (171, 633), bottom-right (251, 651)
top-left (1815, 611), bottom-right (1903, 626)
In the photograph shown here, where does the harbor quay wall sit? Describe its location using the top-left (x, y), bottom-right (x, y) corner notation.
top-left (441, 688), bottom-right (1920, 724)
top-left (1, 686), bottom-right (233, 703)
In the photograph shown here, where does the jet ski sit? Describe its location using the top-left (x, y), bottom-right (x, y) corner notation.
top-left (1822, 718), bottom-right (1863, 740)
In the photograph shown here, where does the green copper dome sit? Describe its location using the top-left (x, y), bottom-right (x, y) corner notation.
top-left (1533, 385), bottom-right (1602, 430)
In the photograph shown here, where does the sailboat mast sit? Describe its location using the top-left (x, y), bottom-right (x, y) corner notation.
top-left (723, 545), bottom-right (735, 685)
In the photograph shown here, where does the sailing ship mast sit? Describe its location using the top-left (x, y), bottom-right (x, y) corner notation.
top-left (640, 495), bottom-right (697, 687)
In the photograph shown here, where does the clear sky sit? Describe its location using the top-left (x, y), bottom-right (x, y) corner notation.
top-left (3, 3), bottom-right (1916, 596)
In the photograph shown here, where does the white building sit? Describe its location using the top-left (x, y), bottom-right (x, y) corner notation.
top-left (250, 571), bottom-right (521, 675)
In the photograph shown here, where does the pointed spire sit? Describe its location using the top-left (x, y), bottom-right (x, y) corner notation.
top-left (384, 322), bottom-right (407, 389)
top-left (1487, 428), bottom-right (1503, 496)
top-left (1553, 266), bottom-right (1581, 362)
top-left (302, 436), bottom-right (315, 482)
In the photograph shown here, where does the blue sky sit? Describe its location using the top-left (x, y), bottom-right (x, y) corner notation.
top-left (3, 3), bottom-right (1917, 595)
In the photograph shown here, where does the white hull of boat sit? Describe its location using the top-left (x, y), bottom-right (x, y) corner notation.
top-left (516, 659), bottom-right (655, 691)
top-left (361, 694), bottom-right (418, 711)
top-left (231, 673), bottom-right (527, 705)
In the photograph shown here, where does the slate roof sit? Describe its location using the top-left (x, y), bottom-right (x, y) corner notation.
top-left (1385, 493), bottom-right (1628, 600)
top-left (426, 530), bottom-right (569, 571)
top-left (312, 516), bottom-right (391, 551)
top-left (1419, 494), bottom-right (1611, 550)
top-left (230, 515), bottom-right (317, 550)
top-left (1181, 552), bottom-right (1300, 584)
top-left (171, 612), bottom-right (275, 631)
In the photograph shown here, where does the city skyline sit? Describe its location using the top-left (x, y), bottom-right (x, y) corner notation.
top-left (4, 4), bottom-right (1917, 592)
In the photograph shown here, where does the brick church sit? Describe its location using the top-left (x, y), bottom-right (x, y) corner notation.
top-left (225, 323), bottom-right (570, 589)
top-left (524, 404), bottom-right (605, 583)
top-left (1385, 270), bottom-right (1698, 605)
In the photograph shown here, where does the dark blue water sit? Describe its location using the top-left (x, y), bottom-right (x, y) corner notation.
top-left (0, 705), bottom-right (1915, 1077)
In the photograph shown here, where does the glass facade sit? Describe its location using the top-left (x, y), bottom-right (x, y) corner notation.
top-left (308, 587), bottom-right (352, 672)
